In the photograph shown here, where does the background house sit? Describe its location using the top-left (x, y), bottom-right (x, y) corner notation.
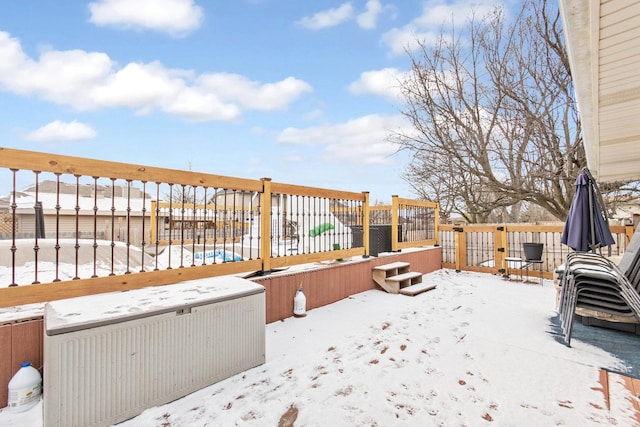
top-left (0, 181), bottom-right (153, 247)
top-left (609, 195), bottom-right (640, 227)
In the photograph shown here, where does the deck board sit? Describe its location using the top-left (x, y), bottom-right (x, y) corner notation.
top-left (399, 283), bottom-right (436, 296)
top-left (598, 369), bottom-right (640, 424)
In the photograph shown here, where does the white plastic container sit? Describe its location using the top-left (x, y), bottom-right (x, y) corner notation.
top-left (293, 288), bottom-right (307, 317)
top-left (7, 361), bottom-right (42, 413)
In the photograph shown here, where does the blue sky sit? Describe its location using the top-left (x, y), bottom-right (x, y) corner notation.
top-left (0, 0), bottom-right (504, 202)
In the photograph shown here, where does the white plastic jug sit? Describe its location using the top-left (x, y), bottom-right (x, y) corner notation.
top-left (293, 288), bottom-right (307, 317)
top-left (7, 361), bottom-right (42, 413)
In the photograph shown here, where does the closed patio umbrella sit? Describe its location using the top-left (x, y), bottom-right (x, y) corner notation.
top-left (560, 168), bottom-right (615, 252)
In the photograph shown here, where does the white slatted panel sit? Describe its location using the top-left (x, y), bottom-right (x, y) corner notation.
top-left (44, 290), bottom-right (265, 427)
top-left (597, 0), bottom-right (640, 181)
top-left (560, 0), bottom-right (640, 182)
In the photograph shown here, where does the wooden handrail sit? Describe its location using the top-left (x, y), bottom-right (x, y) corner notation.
top-left (0, 147), bottom-right (439, 308)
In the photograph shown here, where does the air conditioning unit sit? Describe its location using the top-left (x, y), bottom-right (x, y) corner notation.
top-left (44, 277), bottom-right (265, 427)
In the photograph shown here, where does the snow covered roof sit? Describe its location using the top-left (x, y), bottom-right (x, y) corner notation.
top-left (0, 181), bottom-right (156, 215)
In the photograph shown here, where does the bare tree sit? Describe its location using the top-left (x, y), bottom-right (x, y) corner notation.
top-left (166, 184), bottom-right (197, 205)
top-left (391, 0), bottom-right (584, 222)
top-left (165, 162), bottom-right (198, 205)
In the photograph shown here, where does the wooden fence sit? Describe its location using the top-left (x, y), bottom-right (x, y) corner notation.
top-left (439, 223), bottom-right (635, 279)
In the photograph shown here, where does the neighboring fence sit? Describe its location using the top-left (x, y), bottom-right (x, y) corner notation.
top-left (0, 147), bottom-right (441, 308)
top-left (439, 223), bottom-right (635, 279)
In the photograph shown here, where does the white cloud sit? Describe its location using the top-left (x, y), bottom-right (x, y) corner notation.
top-left (0, 31), bottom-right (311, 122)
top-left (277, 114), bottom-right (412, 164)
top-left (92, 62), bottom-right (182, 110)
top-left (348, 67), bottom-right (406, 101)
top-left (357, 0), bottom-right (383, 29)
top-left (162, 87), bottom-right (239, 122)
top-left (88, 0), bottom-right (204, 37)
top-left (296, 3), bottom-right (354, 30)
top-left (381, 0), bottom-right (499, 55)
top-left (1, 43), bottom-right (114, 109)
top-left (25, 120), bottom-right (97, 142)
top-left (198, 74), bottom-right (312, 111)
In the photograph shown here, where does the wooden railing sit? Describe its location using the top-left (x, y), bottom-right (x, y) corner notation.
top-left (0, 148), bottom-right (377, 307)
top-left (391, 196), bottom-right (439, 251)
top-left (3, 147), bottom-right (632, 308)
top-left (347, 197), bottom-right (439, 254)
top-left (0, 148), bottom-right (444, 308)
top-left (439, 223), bottom-right (635, 279)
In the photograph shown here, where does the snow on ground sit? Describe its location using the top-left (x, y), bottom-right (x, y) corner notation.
top-left (1, 268), bottom-right (639, 426)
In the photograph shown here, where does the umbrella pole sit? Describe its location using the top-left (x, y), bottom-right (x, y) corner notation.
top-left (588, 177), bottom-right (596, 253)
top-left (584, 166), bottom-right (612, 255)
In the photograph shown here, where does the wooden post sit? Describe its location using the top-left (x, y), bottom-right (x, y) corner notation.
top-left (496, 224), bottom-right (508, 275)
top-left (362, 192), bottom-right (370, 257)
top-left (452, 226), bottom-right (467, 272)
top-left (434, 203), bottom-right (440, 246)
top-left (391, 195), bottom-right (399, 252)
top-left (454, 228), bottom-right (461, 272)
top-left (626, 224), bottom-right (635, 245)
top-left (260, 178), bottom-right (272, 273)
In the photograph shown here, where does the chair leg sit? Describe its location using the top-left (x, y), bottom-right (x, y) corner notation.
top-left (539, 263), bottom-right (543, 285)
top-left (558, 275), bottom-right (568, 314)
top-left (564, 298), bottom-right (578, 347)
top-left (559, 290), bottom-right (574, 346)
top-left (561, 283), bottom-right (577, 339)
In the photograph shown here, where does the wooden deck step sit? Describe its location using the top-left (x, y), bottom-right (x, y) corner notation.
top-left (373, 261), bottom-right (410, 272)
top-left (385, 271), bottom-right (422, 293)
top-left (385, 271), bottom-right (423, 283)
top-left (372, 262), bottom-right (429, 294)
top-left (399, 283), bottom-right (437, 296)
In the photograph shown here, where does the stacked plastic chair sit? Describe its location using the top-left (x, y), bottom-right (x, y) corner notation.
top-left (558, 230), bottom-right (640, 346)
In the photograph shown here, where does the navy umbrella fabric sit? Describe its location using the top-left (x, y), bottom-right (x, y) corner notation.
top-left (561, 169), bottom-right (615, 252)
